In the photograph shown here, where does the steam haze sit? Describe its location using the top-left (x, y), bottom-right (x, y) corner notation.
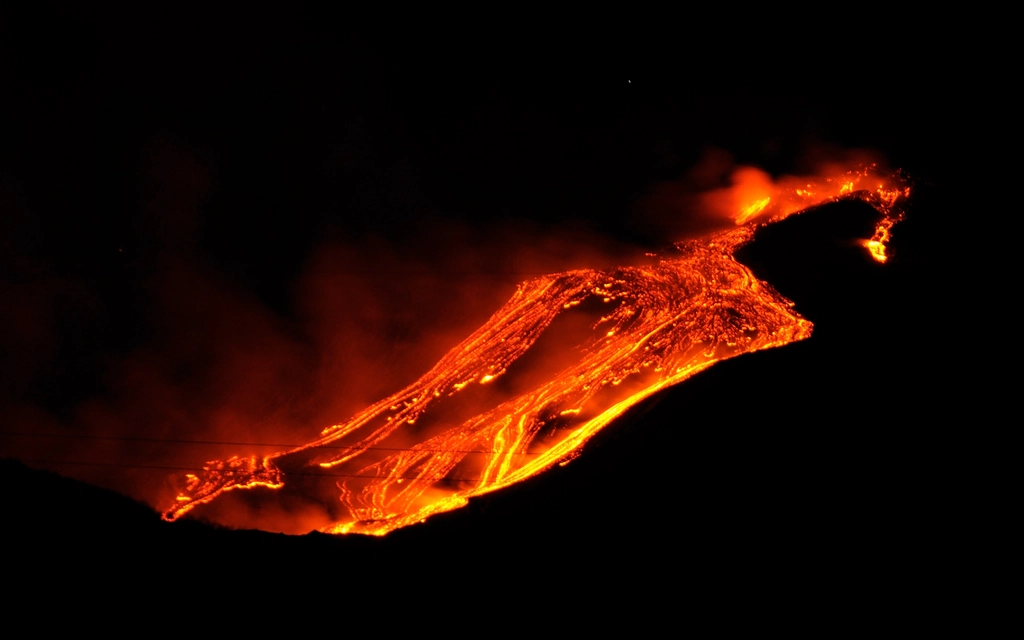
top-left (0, 18), bottom-right (947, 533)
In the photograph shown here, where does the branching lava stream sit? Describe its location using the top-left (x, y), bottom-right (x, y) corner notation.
top-left (164, 164), bottom-right (910, 535)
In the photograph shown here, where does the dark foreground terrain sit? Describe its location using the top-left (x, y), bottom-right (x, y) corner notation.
top-left (2, 12), bottom-right (996, 585)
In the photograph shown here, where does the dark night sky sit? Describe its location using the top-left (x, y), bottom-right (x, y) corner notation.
top-left (2, 9), bottom-right (998, 572)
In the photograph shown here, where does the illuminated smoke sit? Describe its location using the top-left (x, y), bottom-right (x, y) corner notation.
top-left (162, 163), bottom-right (909, 535)
top-left (1, 141), bottom-right (909, 535)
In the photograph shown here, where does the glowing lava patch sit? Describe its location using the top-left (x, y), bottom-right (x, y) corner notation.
top-left (164, 165), bottom-right (910, 535)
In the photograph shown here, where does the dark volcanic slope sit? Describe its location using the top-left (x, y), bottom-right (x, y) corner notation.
top-left (5, 186), bottom-right (998, 569)
top-left (1, 14), bottom-right (987, 573)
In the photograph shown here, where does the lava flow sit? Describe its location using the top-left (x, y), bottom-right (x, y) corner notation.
top-left (164, 164), bottom-right (910, 535)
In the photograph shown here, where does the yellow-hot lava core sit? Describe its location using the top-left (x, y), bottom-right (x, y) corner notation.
top-left (163, 165), bottom-right (910, 535)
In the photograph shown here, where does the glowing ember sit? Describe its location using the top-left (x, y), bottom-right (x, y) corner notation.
top-left (163, 164), bottom-right (910, 535)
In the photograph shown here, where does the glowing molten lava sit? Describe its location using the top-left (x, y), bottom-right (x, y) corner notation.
top-left (164, 165), bottom-right (910, 535)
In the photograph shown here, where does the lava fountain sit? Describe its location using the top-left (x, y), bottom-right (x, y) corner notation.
top-left (164, 163), bottom-right (911, 535)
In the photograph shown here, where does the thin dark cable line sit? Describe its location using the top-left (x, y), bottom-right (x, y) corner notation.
top-left (0, 431), bottom-right (542, 455)
top-left (18, 458), bottom-right (504, 483)
top-left (17, 265), bottom-right (569, 277)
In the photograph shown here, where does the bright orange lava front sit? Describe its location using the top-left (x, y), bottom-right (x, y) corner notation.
top-left (163, 165), bottom-right (910, 535)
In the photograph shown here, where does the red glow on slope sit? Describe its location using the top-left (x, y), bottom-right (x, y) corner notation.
top-left (157, 163), bottom-right (910, 535)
